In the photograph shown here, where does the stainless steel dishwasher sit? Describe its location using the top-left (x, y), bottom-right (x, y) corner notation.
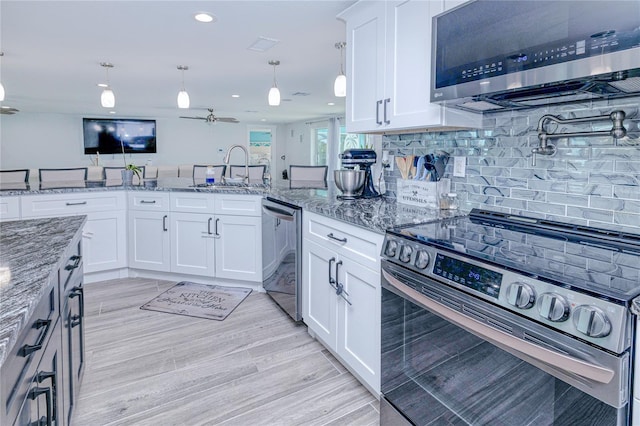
top-left (261, 197), bottom-right (302, 321)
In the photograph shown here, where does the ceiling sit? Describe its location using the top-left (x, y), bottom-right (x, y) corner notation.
top-left (0, 0), bottom-right (355, 124)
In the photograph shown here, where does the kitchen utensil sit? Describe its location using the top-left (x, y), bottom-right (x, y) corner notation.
top-left (414, 156), bottom-right (427, 180)
top-left (433, 154), bottom-right (448, 182)
top-left (334, 169), bottom-right (365, 198)
top-left (406, 155), bottom-right (416, 179)
top-left (396, 156), bottom-right (410, 180)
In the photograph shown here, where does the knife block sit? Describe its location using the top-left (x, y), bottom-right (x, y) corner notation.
top-left (396, 178), bottom-right (450, 208)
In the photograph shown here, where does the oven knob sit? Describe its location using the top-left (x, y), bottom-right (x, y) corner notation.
top-left (573, 305), bottom-right (611, 338)
top-left (505, 282), bottom-right (535, 309)
top-left (414, 250), bottom-right (430, 269)
top-left (537, 293), bottom-right (570, 322)
top-left (384, 239), bottom-right (398, 257)
top-left (399, 245), bottom-right (413, 263)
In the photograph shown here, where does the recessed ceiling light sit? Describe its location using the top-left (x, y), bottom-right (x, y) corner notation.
top-left (194, 12), bottom-right (216, 23)
top-left (97, 83), bottom-right (108, 88)
top-left (327, 102), bottom-right (335, 106)
top-left (260, 118), bottom-right (267, 122)
top-left (231, 94), bottom-right (240, 98)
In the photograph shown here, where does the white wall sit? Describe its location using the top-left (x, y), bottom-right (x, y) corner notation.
top-left (0, 112), bottom-right (275, 169)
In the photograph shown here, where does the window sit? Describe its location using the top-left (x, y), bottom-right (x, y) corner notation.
top-left (311, 125), bottom-right (367, 166)
top-left (311, 127), bottom-right (328, 166)
top-left (249, 129), bottom-right (271, 164)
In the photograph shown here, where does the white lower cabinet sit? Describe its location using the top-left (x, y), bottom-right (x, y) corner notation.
top-left (128, 210), bottom-right (170, 272)
top-left (170, 212), bottom-right (216, 276)
top-left (303, 212), bottom-right (383, 394)
top-left (21, 191), bottom-right (127, 274)
top-left (128, 192), bottom-right (262, 282)
top-left (128, 192), bottom-right (171, 272)
top-left (82, 209), bottom-right (127, 273)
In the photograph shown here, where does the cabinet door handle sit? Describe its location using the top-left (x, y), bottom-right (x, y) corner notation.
top-left (375, 100), bottom-right (383, 125)
top-left (328, 257), bottom-right (337, 289)
top-left (140, 200), bottom-right (156, 204)
top-left (65, 201), bottom-right (87, 206)
top-left (327, 233), bottom-right (347, 243)
top-left (334, 260), bottom-right (343, 292)
top-left (65, 255), bottom-right (82, 271)
top-left (37, 370), bottom-right (56, 383)
top-left (384, 98), bottom-right (391, 125)
top-left (214, 218), bottom-right (220, 237)
top-left (70, 286), bottom-right (84, 317)
top-left (19, 319), bottom-right (51, 357)
top-left (28, 386), bottom-right (52, 426)
top-left (162, 215), bottom-right (168, 232)
top-left (207, 217), bottom-right (213, 235)
top-left (71, 314), bottom-right (82, 328)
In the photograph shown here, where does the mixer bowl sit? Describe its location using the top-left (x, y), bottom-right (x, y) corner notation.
top-left (334, 169), bottom-right (365, 197)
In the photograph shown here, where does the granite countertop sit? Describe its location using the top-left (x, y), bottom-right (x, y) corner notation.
top-left (0, 215), bottom-right (86, 367)
top-left (1, 178), bottom-right (462, 234)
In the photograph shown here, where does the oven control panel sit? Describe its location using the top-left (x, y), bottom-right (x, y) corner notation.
top-left (381, 234), bottom-right (631, 354)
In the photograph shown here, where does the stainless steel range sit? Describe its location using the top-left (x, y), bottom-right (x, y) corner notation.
top-left (380, 209), bottom-right (640, 425)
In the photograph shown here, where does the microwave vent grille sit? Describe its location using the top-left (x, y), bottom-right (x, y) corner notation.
top-left (609, 77), bottom-right (640, 93)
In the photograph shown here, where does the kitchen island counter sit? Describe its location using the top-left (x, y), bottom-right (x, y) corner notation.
top-left (0, 215), bottom-right (86, 367)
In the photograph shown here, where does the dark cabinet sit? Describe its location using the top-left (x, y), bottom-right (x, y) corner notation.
top-left (15, 319), bottom-right (63, 426)
top-left (2, 234), bottom-right (84, 426)
top-left (61, 242), bottom-right (85, 426)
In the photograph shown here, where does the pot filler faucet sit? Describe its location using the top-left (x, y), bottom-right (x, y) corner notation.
top-left (223, 144), bottom-right (249, 185)
top-left (532, 110), bottom-right (627, 166)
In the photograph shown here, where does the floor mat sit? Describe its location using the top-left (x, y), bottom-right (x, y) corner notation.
top-left (140, 281), bottom-right (252, 321)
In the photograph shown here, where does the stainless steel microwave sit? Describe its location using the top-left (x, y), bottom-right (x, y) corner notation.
top-left (430, 0), bottom-right (640, 112)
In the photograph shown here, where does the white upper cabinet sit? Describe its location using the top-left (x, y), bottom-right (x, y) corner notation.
top-left (338, 0), bottom-right (480, 133)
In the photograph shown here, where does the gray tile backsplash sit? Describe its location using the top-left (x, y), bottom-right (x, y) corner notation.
top-left (382, 98), bottom-right (640, 234)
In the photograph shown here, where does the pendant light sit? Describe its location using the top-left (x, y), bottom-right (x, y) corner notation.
top-left (177, 65), bottom-right (190, 109)
top-left (0, 52), bottom-right (5, 102)
top-left (100, 62), bottom-right (115, 108)
top-left (334, 42), bottom-right (346, 97)
top-left (268, 60), bottom-right (281, 106)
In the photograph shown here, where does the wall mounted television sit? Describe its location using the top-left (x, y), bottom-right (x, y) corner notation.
top-left (83, 118), bottom-right (157, 155)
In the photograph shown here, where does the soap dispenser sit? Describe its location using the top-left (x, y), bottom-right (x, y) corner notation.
top-left (206, 166), bottom-right (215, 184)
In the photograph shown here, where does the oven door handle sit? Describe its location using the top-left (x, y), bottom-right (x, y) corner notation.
top-left (382, 268), bottom-right (616, 385)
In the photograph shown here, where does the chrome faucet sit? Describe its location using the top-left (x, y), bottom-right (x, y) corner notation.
top-left (258, 157), bottom-right (271, 186)
top-left (223, 144), bottom-right (249, 185)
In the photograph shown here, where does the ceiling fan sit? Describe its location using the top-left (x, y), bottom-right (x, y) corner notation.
top-left (179, 108), bottom-right (239, 124)
top-left (0, 107), bottom-right (19, 115)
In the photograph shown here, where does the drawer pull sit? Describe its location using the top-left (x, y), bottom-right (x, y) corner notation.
top-left (19, 319), bottom-right (51, 357)
top-left (65, 201), bottom-right (87, 206)
top-left (140, 200), bottom-right (157, 204)
top-left (163, 215), bottom-right (168, 232)
top-left (327, 233), bottom-right (347, 243)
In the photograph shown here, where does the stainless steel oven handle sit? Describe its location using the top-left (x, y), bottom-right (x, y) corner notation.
top-left (382, 268), bottom-right (616, 385)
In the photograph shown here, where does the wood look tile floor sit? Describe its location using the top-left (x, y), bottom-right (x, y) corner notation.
top-left (73, 278), bottom-right (379, 426)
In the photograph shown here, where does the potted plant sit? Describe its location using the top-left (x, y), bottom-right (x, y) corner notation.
top-left (120, 139), bottom-right (141, 185)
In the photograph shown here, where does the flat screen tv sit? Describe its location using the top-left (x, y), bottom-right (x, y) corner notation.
top-left (83, 118), bottom-right (157, 155)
